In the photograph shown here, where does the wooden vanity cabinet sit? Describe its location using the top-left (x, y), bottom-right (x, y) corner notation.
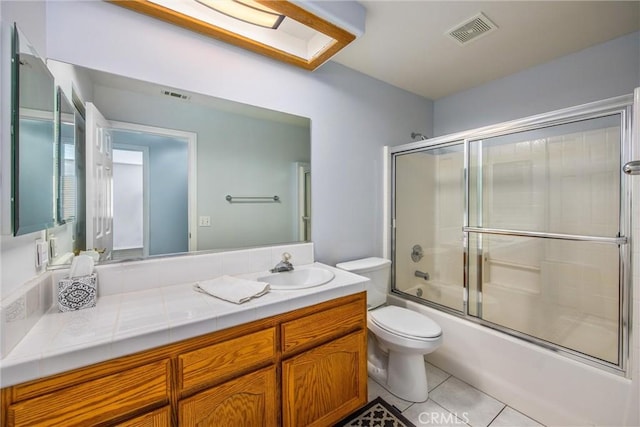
top-left (1, 292), bottom-right (367, 427)
top-left (280, 297), bottom-right (368, 427)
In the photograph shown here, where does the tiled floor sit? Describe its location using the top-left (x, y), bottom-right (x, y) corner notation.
top-left (368, 362), bottom-right (544, 427)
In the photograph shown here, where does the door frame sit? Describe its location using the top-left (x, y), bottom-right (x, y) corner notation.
top-left (109, 120), bottom-right (198, 252)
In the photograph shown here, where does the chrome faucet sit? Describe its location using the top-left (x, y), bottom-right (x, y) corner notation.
top-left (271, 252), bottom-right (294, 273)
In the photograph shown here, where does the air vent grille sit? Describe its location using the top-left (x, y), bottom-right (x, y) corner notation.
top-left (160, 89), bottom-right (190, 100)
top-left (447, 12), bottom-right (497, 45)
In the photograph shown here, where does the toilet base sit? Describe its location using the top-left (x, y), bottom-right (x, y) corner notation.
top-left (387, 351), bottom-right (429, 402)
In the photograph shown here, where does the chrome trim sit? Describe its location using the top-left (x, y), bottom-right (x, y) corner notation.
top-left (390, 154), bottom-right (397, 291)
top-left (463, 139), bottom-right (469, 316)
top-left (389, 93), bottom-right (633, 155)
top-left (619, 106), bottom-right (633, 376)
top-left (463, 227), bottom-right (628, 245)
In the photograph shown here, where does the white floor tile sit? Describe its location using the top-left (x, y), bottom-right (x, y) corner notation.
top-left (427, 361), bottom-right (451, 391)
top-left (489, 407), bottom-right (543, 427)
top-left (403, 399), bottom-right (471, 426)
top-left (368, 376), bottom-right (414, 412)
top-left (429, 377), bottom-right (505, 427)
top-left (365, 359), bottom-right (542, 427)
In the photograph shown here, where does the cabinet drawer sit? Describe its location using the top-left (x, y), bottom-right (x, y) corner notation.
top-left (117, 406), bottom-right (171, 426)
top-left (282, 299), bottom-right (365, 355)
top-left (7, 359), bottom-right (169, 427)
top-left (179, 327), bottom-right (276, 394)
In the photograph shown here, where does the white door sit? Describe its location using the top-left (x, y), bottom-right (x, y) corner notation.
top-left (85, 102), bottom-right (113, 261)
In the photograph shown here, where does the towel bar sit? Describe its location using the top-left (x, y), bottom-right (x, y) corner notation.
top-left (225, 195), bottom-right (280, 202)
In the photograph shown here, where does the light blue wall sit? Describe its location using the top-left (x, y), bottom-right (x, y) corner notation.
top-left (112, 131), bottom-right (188, 256)
top-left (434, 31), bottom-right (640, 136)
top-left (148, 139), bottom-right (188, 256)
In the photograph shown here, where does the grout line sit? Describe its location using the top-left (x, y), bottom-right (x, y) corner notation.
top-left (487, 405), bottom-right (507, 427)
top-left (427, 375), bottom-right (449, 394)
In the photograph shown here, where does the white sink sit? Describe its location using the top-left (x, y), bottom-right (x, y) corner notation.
top-left (258, 267), bottom-right (335, 290)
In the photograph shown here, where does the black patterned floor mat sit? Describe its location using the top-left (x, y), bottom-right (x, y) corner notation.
top-left (334, 396), bottom-right (416, 427)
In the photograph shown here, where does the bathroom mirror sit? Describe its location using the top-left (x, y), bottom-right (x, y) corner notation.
top-left (11, 24), bottom-right (56, 236)
top-left (46, 60), bottom-right (311, 265)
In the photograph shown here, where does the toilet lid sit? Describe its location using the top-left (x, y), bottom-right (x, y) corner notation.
top-left (370, 306), bottom-right (442, 339)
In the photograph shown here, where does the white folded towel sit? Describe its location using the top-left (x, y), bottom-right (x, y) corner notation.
top-left (194, 275), bottom-right (270, 304)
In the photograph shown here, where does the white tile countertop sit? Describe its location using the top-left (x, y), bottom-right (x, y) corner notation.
top-left (0, 263), bottom-right (367, 388)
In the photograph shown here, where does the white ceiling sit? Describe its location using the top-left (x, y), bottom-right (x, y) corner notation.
top-left (331, 1), bottom-right (640, 100)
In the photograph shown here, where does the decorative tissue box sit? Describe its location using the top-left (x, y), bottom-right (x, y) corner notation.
top-left (57, 273), bottom-right (98, 312)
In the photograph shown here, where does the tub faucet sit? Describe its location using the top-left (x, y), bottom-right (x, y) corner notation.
top-left (271, 252), bottom-right (294, 273)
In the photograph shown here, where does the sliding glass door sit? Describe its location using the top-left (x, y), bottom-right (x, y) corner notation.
top-left (393, 144), bottom-right (465, 312)
top-left (392, 100), bottom-right (631, 371)
top-left (466, 114), bottom-right (624, 365)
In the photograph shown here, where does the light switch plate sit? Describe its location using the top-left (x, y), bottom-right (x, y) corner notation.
top-left (199, 216), bottom-right (211, 227)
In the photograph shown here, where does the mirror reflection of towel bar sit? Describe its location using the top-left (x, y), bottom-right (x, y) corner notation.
top-left (225, 195), bottom-right (280, 202)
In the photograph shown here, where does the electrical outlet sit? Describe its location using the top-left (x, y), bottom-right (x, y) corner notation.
top-left (199, 216), bottom-right (211, 227)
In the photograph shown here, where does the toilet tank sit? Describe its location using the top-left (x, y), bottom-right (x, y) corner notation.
top-left (336, 257), bottom-right (391, 309)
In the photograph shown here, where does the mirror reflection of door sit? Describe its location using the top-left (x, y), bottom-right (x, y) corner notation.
top-left (85, 102), bottom-right (114, 261)
top-left (110, 125), bottom-right (195, 259)
top-left (85, 105), bottom-right (195, 260)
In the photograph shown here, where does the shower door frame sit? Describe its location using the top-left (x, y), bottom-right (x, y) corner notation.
top-left (388, 94), bottom-right (634, 375)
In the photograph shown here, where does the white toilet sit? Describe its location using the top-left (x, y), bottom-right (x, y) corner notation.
top-left (336, 257), bottom-right (442, 402)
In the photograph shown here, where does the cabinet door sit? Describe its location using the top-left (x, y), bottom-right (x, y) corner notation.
top-left (179, 366), bottom-right (277, 427)
top-left (282, 330), bottom-right (367, 427)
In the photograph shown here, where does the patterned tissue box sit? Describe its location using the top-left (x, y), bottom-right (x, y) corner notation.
top-left (57, 273), bottom-right (98, 312)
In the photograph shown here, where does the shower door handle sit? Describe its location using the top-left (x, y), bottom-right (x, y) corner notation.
top-left (623, 161), bottom-right (640, 175)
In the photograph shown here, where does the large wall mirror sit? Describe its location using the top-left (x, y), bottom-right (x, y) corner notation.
top-left (11, 24), bottom-right (56, 236)
top-left (46, 60), bottom-right (311, 266)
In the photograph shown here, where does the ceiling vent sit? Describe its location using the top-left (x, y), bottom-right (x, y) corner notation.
top-left (160, 89), bottom-right (190, 101)
top-left (446, 12), bottom-right (497, 46)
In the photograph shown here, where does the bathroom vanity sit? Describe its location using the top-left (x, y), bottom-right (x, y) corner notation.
top-left (0, 263), bottom-right (368, 426)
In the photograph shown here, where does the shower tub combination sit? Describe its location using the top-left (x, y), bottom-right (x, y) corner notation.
top-left (388, 93), bottom-right (638, 426)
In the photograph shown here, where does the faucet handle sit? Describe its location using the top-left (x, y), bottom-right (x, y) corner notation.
top-left (282, 252), bottom-right (292, 262)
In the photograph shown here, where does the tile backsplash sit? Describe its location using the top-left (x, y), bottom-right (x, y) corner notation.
top-left (2, 243), bottom-right (313, 358)
top-left (0, 272), bottom-right (52, 358)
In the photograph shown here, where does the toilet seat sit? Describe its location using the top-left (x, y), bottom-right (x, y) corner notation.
top-left (369, 306), bottom-right (442, 340)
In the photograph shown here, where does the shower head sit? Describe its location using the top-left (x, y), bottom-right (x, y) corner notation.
top-left (411, 132), bottom-right (427, 141)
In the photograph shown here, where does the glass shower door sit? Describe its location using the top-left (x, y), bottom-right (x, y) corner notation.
top-left (466, 114), bottom-right (625, 365)
top-left (393, 143), bottom-right (465, 312)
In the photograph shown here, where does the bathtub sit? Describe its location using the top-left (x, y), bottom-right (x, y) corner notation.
top-left (387, 293), bottom-right (638, 427)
